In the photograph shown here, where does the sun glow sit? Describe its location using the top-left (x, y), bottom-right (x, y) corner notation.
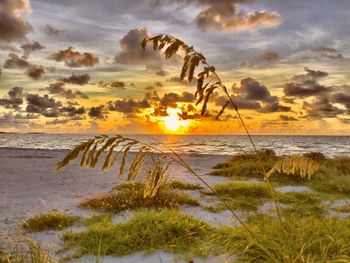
top-left (162, 108), bottom-right (190, 133)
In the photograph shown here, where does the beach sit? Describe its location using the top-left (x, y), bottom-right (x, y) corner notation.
top-left (0, 148), bottom-right (228, 232)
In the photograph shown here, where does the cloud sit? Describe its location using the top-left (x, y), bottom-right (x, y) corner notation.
top-left (258, 51), bottom-right (279, 62)
top-left (3, 53), bottom-right (29, 68)
top-left (60, 105), bottom-right (86, 117)
top-left (159, 92), bottom-right (194, 108)
top-left (44, 25), bottom-right (66, 37)
top-left (279, 115), bottom-right (298, 121)
top-left (108, 99), bottom-right (151, 113)
top-left (0, 0), bottom-right (32, 43)
top-left (155, 69), bottom-right (169, 76)
top-left (302, 96), bottom-right (343, 119)
top-left (283, 67), bottom-right (332, 98)
top-left (51, 47), bottom-right (99, 68)
top-left (0, 86), bottom-right (24, 110)
top-left (114, 28), bottom-right (175, 70)
top-left (20, 41), bottom-right (45, 56)
top-left (26, 93), bottom-right (62, 117)
top-left (217, 77), bottom-right (289, 113)
top-left (311, 47), bottom-right (337, 53)
top-left (164, 0), bottom-right (282, 32)
top-left (332, 92), bottom-right (350, 112)
top-left (26, 65), bottom-right (45, 80)
top-left (43, 82), bottom-right (89, 99)
top-left (311, 46), bottom-right (343, 60)
top-left (88, 105), bottom-right (106, 119)
top-left (60, 73), bottom-right (91, 85)
top-left (110, 81), bottom-right (125, 89)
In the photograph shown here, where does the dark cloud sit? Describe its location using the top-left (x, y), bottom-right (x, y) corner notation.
top-left (3, 53), bottom-right (29, 68)
top-left (159, 92), bottom-right (194, 108)
top-left (60, 73), bottom-right (91, 85)
top-left (108, 99), bottom-right (151, 113)
top-left (0, 0), bottom-right (32, 43)
top-left (283, 67), bottom-right (332, 98)
top-left (51, 47), bottom-right (99, 68)
top-left (302, 96), bottom-right (343, 119)
top-left (110, 81), bottom-right (125, 89)
top-left (60, 106), bottom-right (86, 117)
top-left (155, 81), bottom-right (163, 88)
top-left (20, 41), bottom-right (45, 56)
top-left (43, 82), bottom-right (89, 99)
top-left (44, 25), bottom-right (67, 37)
top-left (332, 92), bottom-right (350, 112)
top-left (178, 104), bottom-right (201, 120)
top-left (26, 93), bottom-right (62, 117)
top-left (0, 87), bottom-right (24, 110)
top-left (258, 52), bottom-right (279, 62)
top-left (46, 118), bottom-right (70, 125)
top-left (26, 65), bottom-right (45, 80)
top-left (114, 28), bottom-right (175, 70)
top-left (88, 105), bottom-right (106, 119)
top-left (155, 69), bottom-right (169, 76)
top-left (279, 115), bottom-right (298, 121)
top-left (217, 77), bottom-right (289, 113)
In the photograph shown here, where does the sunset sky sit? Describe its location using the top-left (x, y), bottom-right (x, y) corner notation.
top-left (0, 0), bottom-right (350, 135)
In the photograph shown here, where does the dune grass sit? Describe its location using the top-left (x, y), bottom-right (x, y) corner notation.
top-left (61, 209), bottom-right (350, 262)
top-left (80, 182), bottom-right (199, 213)
top-left (233, 214), bottom-right (350, 262)
top-left (0, 238), bottom-right (53, 263)
top-left (167, 180), bottom-right (203, 190)
top-left (62, 209), bottom-right (222, 259)
top-left (21, 211), bottom-right (80, 233)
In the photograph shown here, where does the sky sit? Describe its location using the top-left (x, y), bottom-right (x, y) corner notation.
top-left (0, 0), bottom-right (350, 135)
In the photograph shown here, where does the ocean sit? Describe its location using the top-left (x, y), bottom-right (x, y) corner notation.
top-left (0, 133), bottom-right (349, 157)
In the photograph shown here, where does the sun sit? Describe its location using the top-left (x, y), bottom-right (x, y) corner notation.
top-left (162, 108), bottom-right (191, 133)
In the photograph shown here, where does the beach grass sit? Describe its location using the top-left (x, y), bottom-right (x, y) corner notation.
top-left (80, 182), bottom-right (199, 213)
top-left (21, 211), bottom-right (80, 233)
top-left (62, 209), bottom-right (222, 259)
top-left (167, 180), bottom-right (203, 190)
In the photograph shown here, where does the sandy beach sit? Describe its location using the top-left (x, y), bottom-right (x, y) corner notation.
top-left (0, 148), bottom-right (229, 232)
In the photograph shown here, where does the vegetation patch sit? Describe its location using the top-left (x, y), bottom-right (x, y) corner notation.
top-left (233, 215), bottom-right (350, 262)
top-left (83, 214), bottom-right (112, 227)
top-left (80, 182), bottom-right (199, 213)
top-left (210, 149), bottom-right (278, 179)
top-left (62, 209), bottom-right (226, 259)
top-left (204, 181), bottom-right (271, 211)
top-left (21, 211), bottom-right (80, 233)
top-left (168, 180), bottom-right (203, 190)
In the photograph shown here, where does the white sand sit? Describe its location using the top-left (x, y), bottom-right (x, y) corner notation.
top-left (0, 148), bottom-right (228, 231)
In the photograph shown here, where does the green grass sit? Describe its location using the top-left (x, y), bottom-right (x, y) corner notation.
top-left (62, 209), bottom-right (222, 259)
top-left (83, 214), bottom-right (112, 226)
top-left (21, 211), bottom-right (80, 233)
top-left (80, 182), bottom-right (199, 213)
top-left (61, 209), bottom-right (350, 262)
top-left (232, 214), bottom-right (350, 262)
top-left (204, 181), bottom-right (272, 211)
top-left (210, 149), bottom-right (278, 179)
top-left (167, 180), bottom-right (203, 190)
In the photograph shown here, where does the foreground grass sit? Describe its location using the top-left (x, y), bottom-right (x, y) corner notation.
top-left (80, 182), bottom-right (199, 213)
top-left (62, 209), bottom-right (223, 259)
top-left (0, 238), bottom-right (53, 263)
top-left (61, 209), bottom-right (350, 262)
top-left (21, 211), bottom-right (80, 233)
